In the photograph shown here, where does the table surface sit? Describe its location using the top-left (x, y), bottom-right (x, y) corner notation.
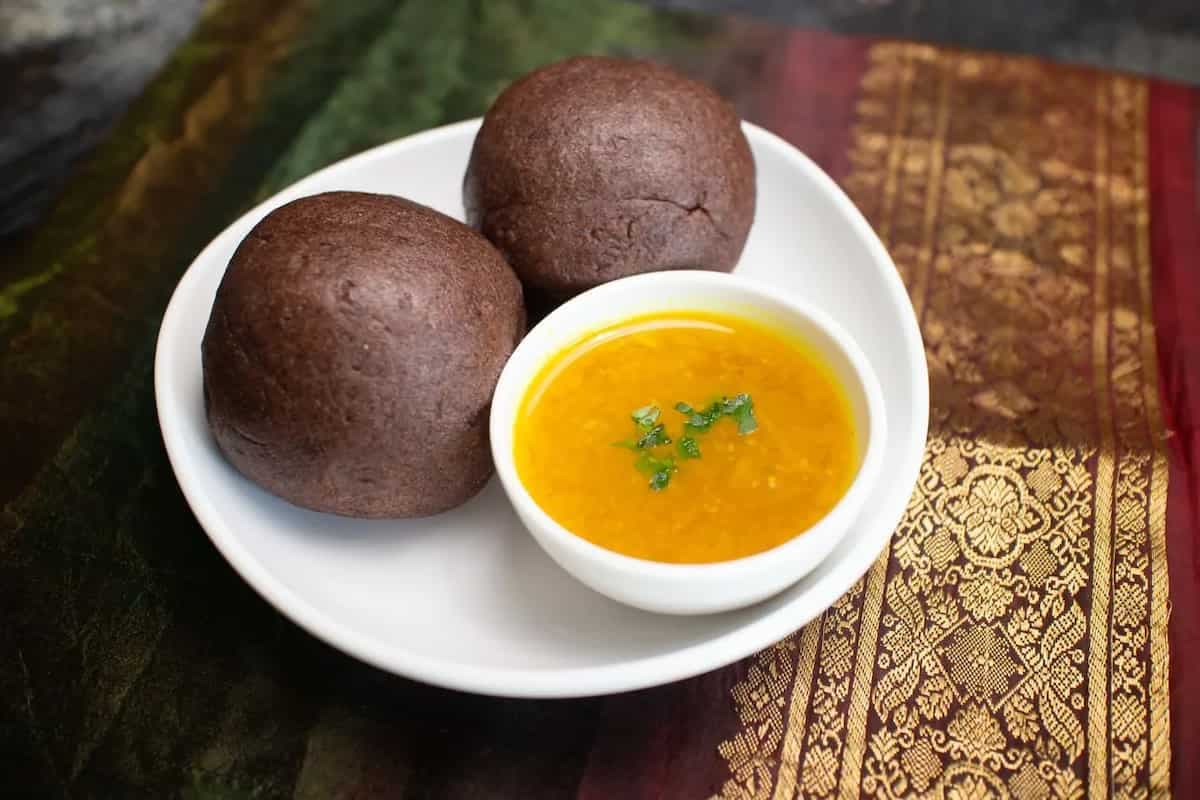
top-left (2, 1), bottom-right (1198, 797)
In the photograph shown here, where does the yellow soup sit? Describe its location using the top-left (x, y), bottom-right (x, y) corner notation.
top-left (513, 310), bottom-right (859, 563)
top-left (511, 309), bottom-right (859, 561)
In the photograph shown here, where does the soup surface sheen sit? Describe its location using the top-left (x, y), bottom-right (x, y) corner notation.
top-left (514, 310), bottom-right (858, 563)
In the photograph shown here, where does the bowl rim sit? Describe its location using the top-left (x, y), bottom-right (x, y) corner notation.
top-left (490, 269), bottom-right (888, 582)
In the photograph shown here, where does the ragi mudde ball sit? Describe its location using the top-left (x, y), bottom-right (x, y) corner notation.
top-left (463, 56), bottom-right (756, 296)
top-left (201, 191), bottom-right (525, 518)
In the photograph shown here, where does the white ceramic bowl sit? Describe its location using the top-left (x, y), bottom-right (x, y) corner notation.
top-left (490, 270), bottom-right (887, 615)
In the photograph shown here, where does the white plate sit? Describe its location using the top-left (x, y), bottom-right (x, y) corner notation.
top-left (155, 119), bottom-right (928, 698)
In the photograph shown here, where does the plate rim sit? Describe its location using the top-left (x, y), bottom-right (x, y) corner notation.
top-left (154, 118), bottom-right (929, 698)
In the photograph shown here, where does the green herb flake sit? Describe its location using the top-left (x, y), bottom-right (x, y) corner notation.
top-left (634, 451), bottom-right (677, 491)
top-left (724, 393), bottom-right (758, 435)
top-left (681, 401), bottom-right (722, 433)
top-left (677, 435), bottom-right (701, 459)
top-left (734, 408), bottom-right (758, 435)
top-left (631, 405), bottom-right (660, 430)
top-left (636, 423), bottom-right (672, 449)
top-left (634, 451), bottom-right (675, 474)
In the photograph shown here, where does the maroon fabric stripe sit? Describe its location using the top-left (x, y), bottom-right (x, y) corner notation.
top-left (756, 29), bottom-right (871, 179)
top-left (1149, 79), bottom-right (1200, 799)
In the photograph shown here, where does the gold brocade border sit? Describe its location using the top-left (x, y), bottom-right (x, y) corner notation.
top-left (715, 44), bottom-right (1172, 800)
top-left (1085, 76), bottom-right (1115, 800)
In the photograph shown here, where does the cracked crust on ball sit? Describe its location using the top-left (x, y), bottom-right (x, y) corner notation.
top-left (463, 56), bottom-right (756, 295)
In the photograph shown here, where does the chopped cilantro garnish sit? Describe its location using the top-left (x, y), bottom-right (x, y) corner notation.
top-left (620, 395), bottom-right (758, 489)
top-left (677, 395), bottom-right (758, 436)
